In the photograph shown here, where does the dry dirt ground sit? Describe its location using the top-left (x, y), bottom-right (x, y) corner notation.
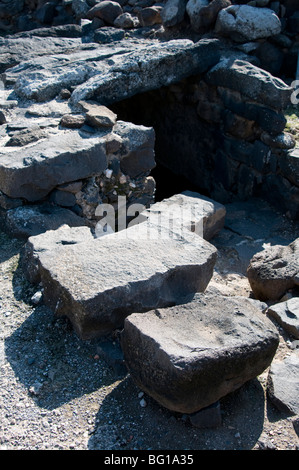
top-left (0, 197), bottom-right (299, 453)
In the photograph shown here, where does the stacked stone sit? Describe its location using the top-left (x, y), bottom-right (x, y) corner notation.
top-left (1, 1), bottom-right (297, 83)
top-left (159, 0), bottom-right (298, 78)
top-left (0, 95), bottom-right (157, 237)
top-left (139, 55), bottom-right (298, 218)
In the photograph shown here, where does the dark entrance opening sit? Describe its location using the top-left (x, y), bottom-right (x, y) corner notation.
top-left (109, 83), bottom-right (213, 204)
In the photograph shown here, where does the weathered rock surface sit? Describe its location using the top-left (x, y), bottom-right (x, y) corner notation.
top-left (20, 224), bottom-right (94, 284)
top-left (205, 58), bottom-right (293, 110)
top-left (5, 38), bottom-right (220, 105)
top-left (0, 36), bottom-right (92, 73)
top-left (0, 129), bottom-right (108, 201)
top-left (161, 0), bottom-right (188, 28)
top-left (21, 189), bottom-right (223, 289)
top-left (4, 41), bottom-right (128, 101)
top-left (187, 0), bottom-right (231, 31)
top-left (121, 292), bottom-right (279, 413)
top-left (25, 218), bottom-right (217, 339)
top-left (267, 353), bottom-right (299, 415)
top-left (60, 114), bottom-right (85, 129)
top-left (142, 190), bottom-right (226, 240)
top-left (86, 1), bottom-right (123, 24)
top-left (0, 116), bottom-right (156, 208)
top-left (70, 39), bottom-right (221, 105)
top-left (267, 298), bottom-right (299, 339)
top-left (109, 120), bottom-right (156, 178)
top-left (114, 13), bottom-right (137, 30)
top-left (93, 26), bottom-right (125, 43)
top-left (247, 239), bottom-right (299, 301)
top-left (2, 204), bottom-right (88, 239)
top-left (4, 126), bottom-right (46, 147)
top-left (215, 5), bottom-right (281, 41)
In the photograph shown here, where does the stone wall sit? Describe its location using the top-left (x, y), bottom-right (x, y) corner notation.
top-left (0, 0), bottom-right (298, 227)
top-left (112, 56), bottom-right (299, 218)
top-left (1, 0), bottom-right (298, 83)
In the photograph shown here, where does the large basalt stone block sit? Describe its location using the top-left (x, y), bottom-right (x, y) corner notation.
top-left (247, 239), bottom-right (299, 301)
top-left (0, 129), bottom-right (108, 201)
top-left (70, 39), bottom-right (221, 105)
top-left (21, 224), bottom-right (94, 284)
top-left (206, 58), bottom-right (292, 110)
top-left (215, 5), bottom-right (281, 41)
top-left (31, 220), bottom-right (217, 339)
top-left (142, 190), bottom-right (226, 240)
top-left (121, 292), bottom-right (279, 413)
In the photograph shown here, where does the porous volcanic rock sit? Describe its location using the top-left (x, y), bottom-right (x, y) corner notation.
top-left (121, 292), bottom-right (279, 413)
top-left (27, 219), bottom-right (217, 339)
top-left (247, 239), bottom-right (299, 301)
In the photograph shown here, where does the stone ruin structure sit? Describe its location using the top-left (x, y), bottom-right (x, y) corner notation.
top-left (0, 0), bottom-right (298, 420)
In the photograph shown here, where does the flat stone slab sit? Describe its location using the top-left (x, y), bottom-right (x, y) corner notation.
top-left (142, 190), bottom-right (226, 240)
top-left (267, 353), bottom-right (299, 415)
top-left (0, 119), bottom-right (155, 203)
top-left (0, 35), bottom-right (92, 73)
top-left (267, 298), bottom-right (299, 339)
top-left (121, 292), bottom-right (279, 413)
top-left (33, 220), bottom-right (217, 339)
top-left (70, 38), bottom-right (221, 106)
top-left (20, 224), bottom-right (94, 284)
top-left (0, 129), bottom-right (108, 201)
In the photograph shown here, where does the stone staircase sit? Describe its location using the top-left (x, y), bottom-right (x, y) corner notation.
top-left (19, 190), bottom-right (282, 415)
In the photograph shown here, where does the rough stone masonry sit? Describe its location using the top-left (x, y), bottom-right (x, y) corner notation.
top-left (0, 0), bottom-right (298, 419)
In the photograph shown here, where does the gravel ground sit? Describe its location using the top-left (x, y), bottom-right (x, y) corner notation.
top-left (0, 202), bottom-right (299, 452)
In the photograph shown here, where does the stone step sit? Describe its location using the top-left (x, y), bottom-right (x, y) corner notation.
top-left (121, 292), bottom-right (279, 414)
top-left (20, 224), bottom-right (95, 284)
top-left (141, 190), bottom-right (226, 240)
top-left (30, 220), bottom-right (217, 339)
top-left (21, 191), bottom-right (224, 339)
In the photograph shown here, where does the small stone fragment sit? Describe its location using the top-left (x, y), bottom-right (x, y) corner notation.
top-left (31, 291), bottom-right (43, 305)
top-left (78, 101), bottom-right (117, 128)
top-left (60, 114), bottom-right (85, 129)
